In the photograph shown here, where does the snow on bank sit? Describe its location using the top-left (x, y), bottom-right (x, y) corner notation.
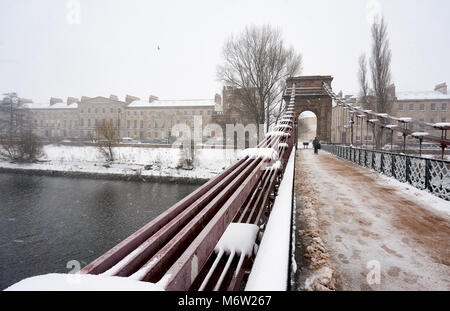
top-left (4, 273), bottom-right (164, 291)
top-left (0, 145), bottom-right (238, 180)
top-left (245, 148), bottom-right (295, 291)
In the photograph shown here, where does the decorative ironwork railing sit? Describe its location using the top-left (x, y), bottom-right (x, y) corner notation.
top-left (322, 144), bottom-right (450, 201)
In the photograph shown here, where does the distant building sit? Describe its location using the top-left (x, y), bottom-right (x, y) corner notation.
top-left (22, 94), bottom-right (223, 142)
top-left (331, 82), bottom-right (450, 145)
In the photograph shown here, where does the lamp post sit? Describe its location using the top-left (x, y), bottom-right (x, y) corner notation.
top-left (349, 113), bottom-right (355, 146)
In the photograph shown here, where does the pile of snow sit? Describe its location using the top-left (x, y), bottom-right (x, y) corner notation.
top-left (275, 124), bottom-right (292, 130)
top-left (411, 132), bottom-right (429, 137)
top-left (265, 131), bottom-right (290, 138)
top-left (245, 148), bottom-right (295, 291)
top-left (216, 223), bottom-right (259, 257)
top-left (264, 160), bottom-right (282, 171)
top-left (278, 143), bottom-right (289, 148)
top-left (238, 148), bottom-right (278, 161)
top-left (433, 122), bottom-right (450, 128)
top-left (398, 117), bottom-right (413, 122)
top-left (4, 273), bottom-right (164, 291)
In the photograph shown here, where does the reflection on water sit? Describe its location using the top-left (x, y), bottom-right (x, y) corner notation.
top-left (0, 173), bottom-right (199, 289)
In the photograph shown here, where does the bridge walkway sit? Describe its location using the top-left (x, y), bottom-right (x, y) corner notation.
top-left (292, 148), bottom-right (450, 291)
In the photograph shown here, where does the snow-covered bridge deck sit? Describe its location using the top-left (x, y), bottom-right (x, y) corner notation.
top-left (294, 149), bottom-right (450, 290)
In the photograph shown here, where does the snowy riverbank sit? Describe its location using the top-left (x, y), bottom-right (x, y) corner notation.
top-left (0, 145), bottom-right (238, 183)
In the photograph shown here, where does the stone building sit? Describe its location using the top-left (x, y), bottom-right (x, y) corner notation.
top-left (23, 94), bottom-right (223, 142)
top-left (331, 82), bottom-right (450, 146)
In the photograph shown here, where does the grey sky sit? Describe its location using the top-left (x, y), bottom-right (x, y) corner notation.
top-left (0, 0), bottom-right (449, 102)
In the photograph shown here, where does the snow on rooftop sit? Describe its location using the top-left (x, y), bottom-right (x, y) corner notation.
top-left (245, 148), bottom-right (295, 291)
top-left (4, 273), bottom-right (164, 291)
top-left (397, 91), bottom-right (450, 101)
top-left (24, 102), bottom-right (78, 109)
top-left (128, 99), bottom-right (215, 108)
top-left (385, 125), bottom-right (398, 129)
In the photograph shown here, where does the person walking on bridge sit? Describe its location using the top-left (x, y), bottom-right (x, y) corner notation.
top-left (313, 137), bottom-right (321, 155)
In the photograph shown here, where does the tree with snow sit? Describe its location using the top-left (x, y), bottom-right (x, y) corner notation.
top-left (217, 25), bottom-right (302, 136)
top-left (94, 120), bottom-right (118, 162)
top-left (0, 93), bottom-right (43, 162)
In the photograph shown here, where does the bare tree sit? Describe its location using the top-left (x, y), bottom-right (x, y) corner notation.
top-left (95, 120), bottom-right (118, 162)
top-left (217, 25), bottom-right (302, 135)
top-left (358, 53), bottom-right (371, 109)
top-left (370, 17), bottom-right (393, 148)
top-left (0, 93), bottom-right (42, 162)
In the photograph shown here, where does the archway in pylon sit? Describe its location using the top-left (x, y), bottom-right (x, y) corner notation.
top-left (298, 111), bottom-right (317, 148)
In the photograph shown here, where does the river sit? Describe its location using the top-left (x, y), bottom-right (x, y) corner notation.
top-left (0, 173), bottom-right (200, 289)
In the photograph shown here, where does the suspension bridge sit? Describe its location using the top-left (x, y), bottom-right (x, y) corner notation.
top-left (10, 76), bottom-right (449, 291)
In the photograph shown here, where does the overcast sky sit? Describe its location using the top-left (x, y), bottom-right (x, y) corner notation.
top-left (0, 0), bottom-right (449, 102)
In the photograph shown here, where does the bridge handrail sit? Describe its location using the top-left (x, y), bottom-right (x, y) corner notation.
top-left (322, 144), bottom-right (450, 201)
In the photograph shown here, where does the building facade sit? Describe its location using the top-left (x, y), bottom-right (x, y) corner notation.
top-left (331, 82), bottom-right (450, 146)
top-left (21, 94), bottom-right (222, 142)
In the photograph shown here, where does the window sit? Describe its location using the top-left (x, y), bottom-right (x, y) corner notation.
top-left (88, 108), bottom-right (91, 113)
top-left (134, 120), bottom-right (137, 128)
top-left (442, 117), bottom-right (447, 123)
top-left (140, 120), bottom-right (143, 129)
top-left (134, 111), bottom-right (137, 116)
top-left (140, 111), bottom-right (143, 116)
top-left (81, 119), bottom-right (84, 126)
top-left (110, 108), bottom-right (114, 113)
top-left (442, 103), bottom-right (447, 111)
top-left (127, 120), bottom-right (130, 128)
top-left (81, 109), bottom-right (84, 113)
top-left (102, 108), bottom-right (105, 113)
top-left (63, 120), bottom-right (66, 128)
top-left (408, 104), bottom-right (414, 111)
top-left (184, 111), bottom-right (187, 115)
top-left (430, 118), bottom-right (435, 124)
top-left (207, 110), bottom-right (211, 115)
top-left (40, 120), bottom-right (43, 127)
top-left (154, 121), bottom-right (158, 129)
top-left (419, 103), bottom-right (425, 111)
top-left (88, 119), bottom-right (91, 127)
top-left (192, 111), bottom-right (195, 115)
top-left (95, 108), bottom-right (98, 113)
top-left (431, 103), bottom-right (436, 111)
top-left (118, 108), bottom-right (121, 113)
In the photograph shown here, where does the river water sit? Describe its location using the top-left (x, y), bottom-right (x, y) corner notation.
top-left (0, 173), bottom-right (200, 289)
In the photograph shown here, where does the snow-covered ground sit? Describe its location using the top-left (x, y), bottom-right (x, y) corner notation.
top-left (0, 145), bottom-right (238, 180)
top-left (295, 149), bottom-right (450, 291)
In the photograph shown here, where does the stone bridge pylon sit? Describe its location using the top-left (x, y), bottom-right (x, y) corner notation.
top-left (283, 75), bottom-right (334, 143)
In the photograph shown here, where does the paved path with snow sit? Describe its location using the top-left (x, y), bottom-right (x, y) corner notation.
top-left (294, 149), bottom-right (450, 291)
